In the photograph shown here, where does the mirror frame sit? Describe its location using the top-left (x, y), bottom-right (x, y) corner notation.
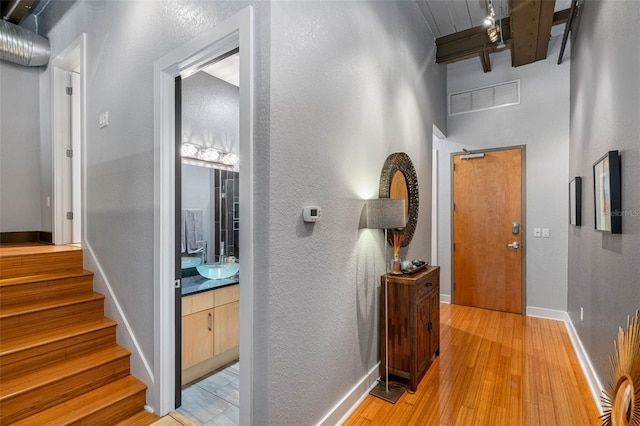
top-left (379, 152), bottom-right (419, 247)
top-left (601, 310), bottom-right (639, 426)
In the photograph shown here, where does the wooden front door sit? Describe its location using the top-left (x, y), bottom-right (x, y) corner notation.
top-left (452, 147), bottom-right (523, 314)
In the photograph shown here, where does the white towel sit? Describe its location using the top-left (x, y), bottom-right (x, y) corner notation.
top-left (184, 209), bottom-right (204, 254)
top-left (181, 210), bottom-right (186, 253)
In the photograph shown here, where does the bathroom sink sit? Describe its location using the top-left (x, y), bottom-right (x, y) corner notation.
top-left (197, 262), bottom-right (239, 279)
top-left (181, 257), bottom-right (202, 269)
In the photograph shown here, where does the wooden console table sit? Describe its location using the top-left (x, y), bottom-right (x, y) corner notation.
top-left (380, 265), bottom-right (440, 391)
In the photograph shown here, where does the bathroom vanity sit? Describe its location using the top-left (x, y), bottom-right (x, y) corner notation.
top-left (181, 282), bottom-right (239, 385)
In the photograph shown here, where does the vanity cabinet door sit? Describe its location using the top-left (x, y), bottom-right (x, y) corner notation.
top-left (182, 309), bottom-right (214, 369)
top-left (214, 301), bottom-right (239, 355)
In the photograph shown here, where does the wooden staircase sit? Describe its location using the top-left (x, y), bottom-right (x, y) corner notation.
top-left (0, 244), bottom-right (159, 425)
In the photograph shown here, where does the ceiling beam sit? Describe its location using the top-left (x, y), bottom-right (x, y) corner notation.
top-left (480, 50), bottom-right (492, 73)
top-left (1, 0), bottom-right (40, 25)
top-left (436, 16), bottom-right (512, 65)
top-left (558, 0), bottom-right (578, 64)
top-left (508, 0), bottom-right (557, 67)
top-left (435, 7), bottom-right (571, 72)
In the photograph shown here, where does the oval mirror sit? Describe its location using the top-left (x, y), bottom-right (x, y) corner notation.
top-left (379, 152), bottom-right (419, 247)
top-left (612, 378), bottom-right (632, 425)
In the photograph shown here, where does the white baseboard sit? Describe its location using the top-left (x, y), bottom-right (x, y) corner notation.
top-left (440, 294), bottom-right (451, 304)
top-left (318, 305), bottom-right (603, 423)
top-left (317, 363), bottom-right (380, 426)
top-left (83, 242), bottom-right (155, 393)
top-left (525, 306), bottom-right (566, 321)
top-left (526, 305), bottom-right (603, 414)
top-left (562, 312), bottom-right (604, 414)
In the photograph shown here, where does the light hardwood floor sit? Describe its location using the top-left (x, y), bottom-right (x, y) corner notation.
top-left (5, 245), bottom-right (599, 425)
top-left (345, 303), bottom-right (602, 426)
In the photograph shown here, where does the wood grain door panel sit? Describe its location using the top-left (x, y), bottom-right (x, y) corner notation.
top-left (453, 148), bottom-right (523, 314)
top-left (182, 309), bottom-right (214, 369)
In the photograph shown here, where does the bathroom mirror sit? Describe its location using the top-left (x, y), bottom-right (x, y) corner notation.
top-left (379, 152), bottom-right (419, 247)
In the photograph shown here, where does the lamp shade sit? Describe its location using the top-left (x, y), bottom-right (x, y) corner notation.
top-left (366, 198), bottom-right (406, 229)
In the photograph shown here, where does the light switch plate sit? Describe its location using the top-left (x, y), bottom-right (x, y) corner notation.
top-left (533, 227), bottom-right (541, 237)
top-left (542, 228), bottom-right (550, 238)
top-left (99, 112), bottom-right (109, 128)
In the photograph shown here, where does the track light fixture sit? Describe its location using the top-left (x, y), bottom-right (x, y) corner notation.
top-left (485, 0), bottom-right (501, 43)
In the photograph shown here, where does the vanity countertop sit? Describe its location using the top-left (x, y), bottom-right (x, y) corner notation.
top-left (181, 274), bottom-right (239, 297)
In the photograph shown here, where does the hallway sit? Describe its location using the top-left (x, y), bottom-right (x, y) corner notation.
top-left (345, 303), bottom-right (601, 425)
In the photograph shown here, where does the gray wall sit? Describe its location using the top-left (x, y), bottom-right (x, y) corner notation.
top-left (182, 71), bottom-right (239, 156)
top-left (0, 61), bottom-right (43, 232)
top-left (33, 0), bottom-right (445, 423)
top-left (269, 2), bottom-right (444, 424)
top-left (568, 0), bottom-right (640, 383)
top-left (42, 0), bottom-right (272, 417)
top-left (442, 37), bottom-right (570, 311)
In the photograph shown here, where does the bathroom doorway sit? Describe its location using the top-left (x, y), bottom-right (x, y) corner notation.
top-left (175, 52), bottom-right (241, 425)
top-left (153, 6), bottom-right (255, 421)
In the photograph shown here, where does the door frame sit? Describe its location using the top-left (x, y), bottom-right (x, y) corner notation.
top-left (153, 7), bottom-right (255, 420)
top-left (450, 145), bottom-right (527, 312)
top-left (51, 34), bottom-right (86, 245)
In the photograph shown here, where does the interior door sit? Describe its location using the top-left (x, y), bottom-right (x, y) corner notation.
top-left (53, 68), bottom-right (73, 244)
top-left (452, 147), bottom-right (523, 314)
top-left (70, 72), bottom-right (81, 243)
top-left (174, 75), bottom-right (183, 408)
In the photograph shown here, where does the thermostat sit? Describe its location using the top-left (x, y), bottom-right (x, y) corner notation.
top-left (303, 206), bottom-right (321, 223)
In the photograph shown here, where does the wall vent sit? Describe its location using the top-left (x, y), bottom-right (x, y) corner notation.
top-left (449, 80), bottom-right (520, 116)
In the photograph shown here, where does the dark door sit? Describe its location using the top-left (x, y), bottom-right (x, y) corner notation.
top-left (174, 75), bottom-right (183, 408)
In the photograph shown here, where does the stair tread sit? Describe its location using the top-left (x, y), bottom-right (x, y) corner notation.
top-left (1, 345), bottom-right (131, 399)
top-left (115, 409), bottom-right (161, 426)
top-left (0, 292), bottom-right (105, 318)
top-left (0, 244), bottom-right (151, 424)
top-left (1, 317), bottom-right (117, 355)
top-left (11, 375), bottom-right (147, 426)
top-left (0, 244), bottom-right (81, 258)
top-left (0, 270), bottom-right (94, 287)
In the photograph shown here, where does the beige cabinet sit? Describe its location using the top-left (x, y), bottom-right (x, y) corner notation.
top-left (214, 301), bottom-right (239, 355)
top-left (182, 309), bottom-right (213, 369)
top-left (181, 284), bottom-right (239, 381)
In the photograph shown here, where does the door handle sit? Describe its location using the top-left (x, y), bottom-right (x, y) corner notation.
top-left (507, 242), bottom-right (520, 249)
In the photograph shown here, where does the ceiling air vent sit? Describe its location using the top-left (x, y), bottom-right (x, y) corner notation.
top-left (449, 80), bottom-right (520, 116)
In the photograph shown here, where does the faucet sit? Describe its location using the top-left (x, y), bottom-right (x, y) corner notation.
top-left (195, 240), bottom-right (207, 264)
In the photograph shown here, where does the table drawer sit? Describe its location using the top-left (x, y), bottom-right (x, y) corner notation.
top-left (416, 272), bottom-right (438, 299)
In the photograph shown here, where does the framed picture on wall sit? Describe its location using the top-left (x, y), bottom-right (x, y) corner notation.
top-left (569, 177), bottom-right (582, 226)
top-left (593, 150), bottom-right (622, 233)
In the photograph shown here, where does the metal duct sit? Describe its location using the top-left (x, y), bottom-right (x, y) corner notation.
top-left (0, 19), bottom-right (50, 66)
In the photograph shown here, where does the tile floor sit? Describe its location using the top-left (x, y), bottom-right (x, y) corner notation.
top-left (177, 362), bottom-right (239, 426)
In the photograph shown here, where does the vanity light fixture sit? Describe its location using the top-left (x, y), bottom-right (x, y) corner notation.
top-left (181, 143), bottom-right (199, 157)
top-left (219, 152), bottom-right (239, 166)
top-left (180, 142), bottom-right (239, 167)
top-left (198, 147), bottom-right (221, 162)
